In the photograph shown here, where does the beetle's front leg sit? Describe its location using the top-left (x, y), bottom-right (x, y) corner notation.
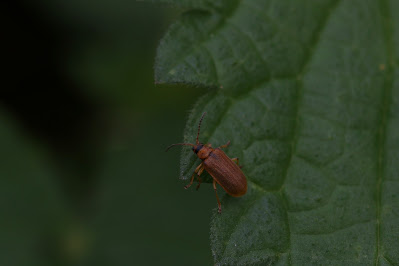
top-left (196, 166), bottom-right (205, 190)
top-left (184, 163), bottom-right (204, 189)
top-left (231, 157), bottom-right (243, 168)
top-left (218, 140), bottom-right (231, 149)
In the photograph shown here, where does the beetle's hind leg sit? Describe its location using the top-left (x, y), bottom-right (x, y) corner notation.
top-left (231, 157), bottom-right (243, 169)
top-left (184, 163), bottom-right (204, 189)
top-left (218, 140), bottom-right (231, 149)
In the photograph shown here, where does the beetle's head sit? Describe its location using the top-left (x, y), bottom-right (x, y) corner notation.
top-left (192, 143), bottom-right (204, 154)
top-left (192, 143), bottom-right (213, 160)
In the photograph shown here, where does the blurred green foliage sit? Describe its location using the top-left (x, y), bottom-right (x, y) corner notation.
top-left (2, 1), bottom-right (214, 265)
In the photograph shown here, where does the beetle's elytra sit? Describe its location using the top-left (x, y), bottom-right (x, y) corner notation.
top-left (166, 112), bottom-right (247, 213)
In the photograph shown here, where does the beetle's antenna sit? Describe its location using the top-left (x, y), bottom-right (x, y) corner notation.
top-left (196, 112), bottom-right (207, 145)
top-left (165, 143), bottom-right (195, 152)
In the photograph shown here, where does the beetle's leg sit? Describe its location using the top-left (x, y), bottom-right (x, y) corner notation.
top-left (213, 180), bottom-right (222, 214)
top-left (231, 157), bottom-right (243, 169)
top-left (184, 163), bottom-right (203, 189)
top-left (196, 177), bottom-right (202, 190)
top-left (184, 173), bottom-right (195, 189)
top-left (218, 140), bottom-right (231, 149)
top-left (196, 166), bottom-right (205, 190)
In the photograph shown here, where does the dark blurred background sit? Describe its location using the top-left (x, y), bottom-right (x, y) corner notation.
top-left (2, 1), bottom-right (214, 265)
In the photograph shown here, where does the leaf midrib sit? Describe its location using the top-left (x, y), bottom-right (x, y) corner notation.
top-left (376, 0), bottom-right (396, 264)
top-left (279, 1), bottom-right (343, 264)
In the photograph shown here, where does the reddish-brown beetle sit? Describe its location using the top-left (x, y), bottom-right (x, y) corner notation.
top-left (166, 112), bottom-right (247, 213)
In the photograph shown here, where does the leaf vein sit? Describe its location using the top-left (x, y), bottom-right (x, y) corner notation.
top-left (200, 44), bottom-right (220, 84)
top-left (225, 20), bottom-right (268, 68)
top-left (293, 220), bottom-right (373, 236)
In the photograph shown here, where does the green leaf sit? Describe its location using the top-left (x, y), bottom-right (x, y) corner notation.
top-left (155, 0), bottom-right (399, 265)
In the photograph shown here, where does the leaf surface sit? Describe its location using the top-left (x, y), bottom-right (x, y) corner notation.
top-left (155, 0), bottom-right (399, 264)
